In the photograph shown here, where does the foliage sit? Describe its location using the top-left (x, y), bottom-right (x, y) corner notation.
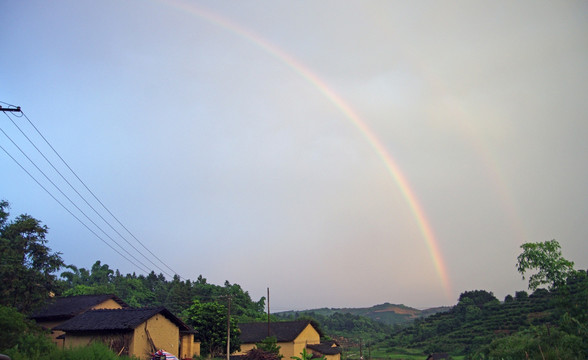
top-left (256, 336), bottom-right (282, 358)
top-left (277, 303), bottom-right (446, 327)
top-left (0, 304), bottom-right (63, 360)
top-left (457, 290), bottom-right (498, 307)
top-left (291, 348), bottom-right (324, 360)
top-left (5, 341), bottom-right (139, 360)
top-left (386, 240), bottom-right (588, 358)
top-left (0, 305), bottom-right (28, 350)
top-left (516, 239), bottom-right (576, 291)
top-left (244, 348), bottom-right (282, 360)
top-left (58, 263), bottom-right (266, 321)
top-left (184, 299), bottom-right (241, 357)
top-left (478, 325), bottom-right (585, 360)
top-left (0, 200), bottom-right (65, 313)
top-left (276, 310), bottom-right (392, 342)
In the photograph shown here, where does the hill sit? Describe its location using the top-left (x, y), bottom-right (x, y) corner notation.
top-left (276, 302), bottom-right (450, 326)
top-left (382, 278), bottom-right (588, 357)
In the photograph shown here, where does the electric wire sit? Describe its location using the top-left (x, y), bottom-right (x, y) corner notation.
top-left (0, 116), bottom-right (153, 274)
top-left (4, 111), bottom-right (177, 279)
top-left (0, 104), bottom-right (185, 278)
top-left (9, 105), bottom-right (182, 279)
top-left (0, 142), bottom-right (152, 274)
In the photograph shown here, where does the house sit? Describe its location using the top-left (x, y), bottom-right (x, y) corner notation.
top-left (306, 340), bottom-right (342, 360)
top-left (53, 307), bottom-right (198, 360)
top-left (29, 294), bottom-right (128, 346)
top-left (237, 321), bottom-right (341, 360)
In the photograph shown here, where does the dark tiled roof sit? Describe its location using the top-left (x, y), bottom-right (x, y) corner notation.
top-left (30, 294), bottom-right (128, 321)
top-left (239, 321), bottom-right (314, 343)
top-left (54, 307), bottom-right (191, 332)
top-left (307, 341), bottom-right (342, 355)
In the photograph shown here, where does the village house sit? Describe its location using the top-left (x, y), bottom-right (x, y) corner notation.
top-left (30, 294), bottom-right (200, 359)
top-left (237, 321), bottom-right (341, 360)
top-left (29, 294), bottom-right (128, 347)
top-left (53, 307), bottom-right (198, 360)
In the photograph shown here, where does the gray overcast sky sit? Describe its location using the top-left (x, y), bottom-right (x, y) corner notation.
top-left (1, 0), bottom-right (587, 311)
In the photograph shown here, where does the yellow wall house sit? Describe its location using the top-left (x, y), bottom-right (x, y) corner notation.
top-left (29, 294), bottom-right (128, 347)
top-left (237, 321), bottom-right (341, 360)
top-left (53, 307), bottom-right (198, 360)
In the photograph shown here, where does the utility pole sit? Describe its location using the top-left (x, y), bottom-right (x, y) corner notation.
top-left (267, 287), bottom-right (270, 337)
top-left (0, 106), bottom-right (21, 113)
top-left (226, 295), bottom-right (232, 360)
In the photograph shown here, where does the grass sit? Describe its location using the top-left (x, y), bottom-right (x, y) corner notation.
top-left (341, 346), bottom-right (465, 360)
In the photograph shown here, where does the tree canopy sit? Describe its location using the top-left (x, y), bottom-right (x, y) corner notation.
top-left (0, 200), bottom-right (64, 313)
top-left (516, 239), bottom-right (576, 291)
top-left (184, 299), bottom-right (241, 357)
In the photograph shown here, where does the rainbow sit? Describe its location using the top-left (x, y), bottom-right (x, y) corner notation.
top-left (156, 0), bottom-right (453, 300)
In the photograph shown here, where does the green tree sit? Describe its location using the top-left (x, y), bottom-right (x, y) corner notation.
top-left (516, 239), bottom-right (576, 291)
top-left (291, 348), bottom-right (324, 360)
top-left (0, 305), bottom-right (28, 350)
top-left (0, 200), bottom-right (65, 313)
top-left (256, 336), bottom-right (282, 358)
top-left (184, 299), bottom-right (240, 357)
top-left (515, 239), bottom-right (587, 358)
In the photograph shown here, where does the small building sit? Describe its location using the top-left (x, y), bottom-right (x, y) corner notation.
top-left (54, 307), bottom-right (198, 360)
top-left (29, 294), bottom-right (128, 346)
top-left (307, 340), bottom-right (342, 360)
top-left (237, 321), bottom-right (341, 360)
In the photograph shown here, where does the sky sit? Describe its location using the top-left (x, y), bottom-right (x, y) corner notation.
top-left (1, 1), bottom-right (587, 311)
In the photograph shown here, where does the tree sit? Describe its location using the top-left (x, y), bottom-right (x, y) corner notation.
top-left (0, 200), bottom-right (65, 313)
top-left (256, 336), bottom-right (282, 359)
top-left (458, 290), bottom-right (498, 307)
top-left (184, 299), bottom-right (240, 357)
top-left (291, 348), bottom-right (324, 360)
top-left (0, 305), bottom-right (27, 350)
top-left (516, 239), bottom-right (576, 291)
top-left (516, 239), bottom-right (587, 358)
top-left (244, 348), bottom-right (282, 360)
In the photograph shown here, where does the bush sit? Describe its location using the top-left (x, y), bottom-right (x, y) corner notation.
top-left (0, 305), bottom-right (27, 351)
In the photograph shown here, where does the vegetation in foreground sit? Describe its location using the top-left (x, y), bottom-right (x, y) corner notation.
top-left (1, 198), bottom-right (587, 359)
top-left (381, 240), bottom-right (587, 359)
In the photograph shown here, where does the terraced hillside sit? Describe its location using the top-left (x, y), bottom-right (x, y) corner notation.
top-left (277, 302), bottom-right (450, 326)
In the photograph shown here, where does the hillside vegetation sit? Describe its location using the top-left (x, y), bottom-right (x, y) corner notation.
top-left (277, 303), bottom-right (450, 327)
top-left (1, 199), bottom-right (586, 359)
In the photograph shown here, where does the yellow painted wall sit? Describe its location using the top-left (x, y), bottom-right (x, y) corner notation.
top-left (324, 353), bottom-right (341, 360)
top-left (61, 314), bottom-right (179, 360)
top-left (37, 299), bottom-right (123, 347)
top-left (237, 324), bottom-right (320, 359)
top-left (194, 340), bottom-right (201, 356)
top-left (90, 298), bottom-right (123, 310)
top-left (286, 323), bottom-right (320, 359)
top-left (131, 313), bottom-right (179, 360)
top-left (180, 334), bottom-right (201, 358)
top-left (63, 333), bottom-right (96, 348)
top-left (237, 343), bottom-right (256, 355)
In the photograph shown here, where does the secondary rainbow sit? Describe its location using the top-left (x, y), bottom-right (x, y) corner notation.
top-left (157, 0), bottom-right (453, 300)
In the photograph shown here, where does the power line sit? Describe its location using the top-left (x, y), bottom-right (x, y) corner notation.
top-left (4, 111), bottom-right (178, 278)
top-left (1, 103), bottom-right (185, 279)
top-left (0, 142), bottom-right (152, 274)
top-left (0, 117), bottom-right (156, 272)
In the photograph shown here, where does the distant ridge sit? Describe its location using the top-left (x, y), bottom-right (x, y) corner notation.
top-left (276, 302), bottom-right (450, 326)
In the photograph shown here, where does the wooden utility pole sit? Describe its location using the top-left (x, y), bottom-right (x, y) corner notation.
top-left (267, 287), bottom-right (270, 337)
top-left (226, 295), bottom-right (232, 360)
